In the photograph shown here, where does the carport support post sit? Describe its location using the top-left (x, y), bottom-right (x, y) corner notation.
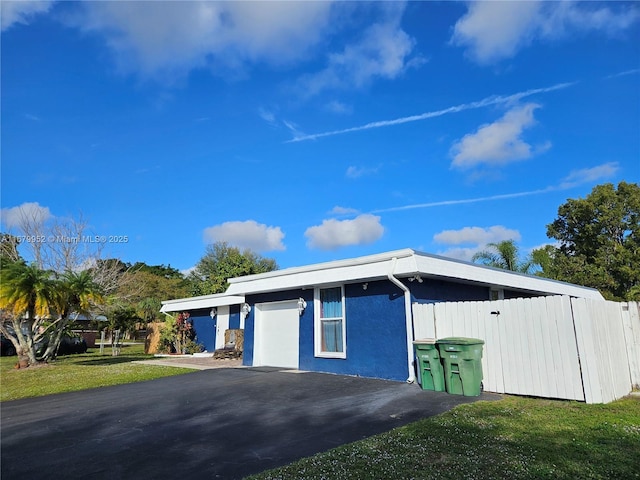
top-left (388, 258), bottom-right (416, 384)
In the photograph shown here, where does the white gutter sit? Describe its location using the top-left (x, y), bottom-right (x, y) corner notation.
top-left (387, 257), bottom-right (416, 384)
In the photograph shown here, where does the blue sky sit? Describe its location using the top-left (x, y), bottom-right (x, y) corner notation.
top-left (1, 1), bottom-right (639, 274)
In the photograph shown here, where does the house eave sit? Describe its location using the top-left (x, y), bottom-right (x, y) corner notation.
top-left (160, 294), bottom-right (245, 313)
top-left (224, 249), bottom-right (603, 300)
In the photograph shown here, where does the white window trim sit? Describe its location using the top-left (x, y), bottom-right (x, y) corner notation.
top-left (314, 285), bottom-right (347, 359)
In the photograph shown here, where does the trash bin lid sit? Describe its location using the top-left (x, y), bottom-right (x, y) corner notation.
top-left (412, 338), bottom-right (437, 345)
top-left (436, 337), bottom-right (484, 345)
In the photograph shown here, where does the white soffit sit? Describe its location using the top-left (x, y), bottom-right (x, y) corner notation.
top-left (412, 253), bottom-right (604, 300)
top-left (160, 294), bottom-right (245, 313)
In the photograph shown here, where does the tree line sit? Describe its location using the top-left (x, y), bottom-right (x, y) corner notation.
top-left (0, 213), bottom-right (274, 366)
top-left (1, 181), bottom-right (638, 367)
top-left (472, 182), bottom-right (639, 301)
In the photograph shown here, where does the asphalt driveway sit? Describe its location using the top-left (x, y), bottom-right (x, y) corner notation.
top-left (1, 367), bottom-right (499, 479)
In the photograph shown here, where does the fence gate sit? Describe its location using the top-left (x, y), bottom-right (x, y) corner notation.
top-left (412, 297), bottom-right (639, 404)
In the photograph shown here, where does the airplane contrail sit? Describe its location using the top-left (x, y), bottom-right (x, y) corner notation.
top-left (286, 81), bottom-right (576, 143)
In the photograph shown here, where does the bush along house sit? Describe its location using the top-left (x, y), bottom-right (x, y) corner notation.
top-left (162, 249), bottom-right (603, 383)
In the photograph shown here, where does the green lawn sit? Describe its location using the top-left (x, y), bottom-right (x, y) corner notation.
top-left (2, 349), bottom-right (638, 479)
top-left (0, 344), bottom-right (192, 401)
top-left (247, 395), bottom-right (640, 480)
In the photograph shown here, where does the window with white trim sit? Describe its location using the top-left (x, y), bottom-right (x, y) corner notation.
top-left (490, 288), bottom-right (504, 300)
top-left (314, 286), bottom-right (346, 358)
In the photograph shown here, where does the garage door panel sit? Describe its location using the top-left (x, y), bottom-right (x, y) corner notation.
top-left (254, 301), bottom-right (299, 369)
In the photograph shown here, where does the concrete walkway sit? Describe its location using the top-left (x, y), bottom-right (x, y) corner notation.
top-left (133, 355), bottom-right (244, 370)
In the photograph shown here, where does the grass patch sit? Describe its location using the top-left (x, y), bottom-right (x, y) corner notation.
top-left (246, 395), bottom-right (640, 480)
top-left (0, 344), bottom-right (192, 401)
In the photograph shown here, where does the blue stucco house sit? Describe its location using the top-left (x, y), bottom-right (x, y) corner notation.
top-left (161, 249), bottom-right (603, 382)
top-left (160, 293), bottom-right (246, 353)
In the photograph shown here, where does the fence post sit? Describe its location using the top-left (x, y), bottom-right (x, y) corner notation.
top-left (112, 330), bottom-right (121, 356)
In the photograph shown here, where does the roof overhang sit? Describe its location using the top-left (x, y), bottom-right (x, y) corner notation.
top-left (225, 249), bottom-right (418, 295)
top-left (411, 253), bottom-right (604, 299)
top-left (160, 294), bottom-right (245, 313)
top-left (224, 248), bottom-right (604, 300)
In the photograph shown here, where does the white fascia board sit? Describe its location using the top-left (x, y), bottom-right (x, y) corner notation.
top-left (413, 253), bottom-right (604, 300)
top-left (225, 250), bottom-right (418, 295)
top-left (160, 294), bottom-right (245, 313)
top-left (224, 248), bottom-right (603, 300)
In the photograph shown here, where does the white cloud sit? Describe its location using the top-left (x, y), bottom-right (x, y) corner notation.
top-left (451, 1), bottom-right (541, 65)
top-left (305, 214), bottom-right (384, 250)
top-left (297, 4), bottom-right (419, 97)
top-left (282, 119), bottom-right (306, 140)
top-left (433, 225), bottom-right (522, 262)
top-left (1, 0), bottom-right (54, 31)
top-left (203, 220), bottom-right (285, 252)
top-left (435, 247), bottom-right (483, 263)
top-left (180, 266), bottom-right (196, 277)
top-left (0, 202), bottom-right (52, 229)
top-left (258, 108), bottom-right (277, 126)
top-left (330, 206), bottom-right (360, 216)
top-left (433, 226), bottom-right (521, 246)
top-left (450, 103), bottom-right (549, 169)
top-left (539, 1), bottom-right (640, 38)
top-left (346, 165), bottom-right (379, 179)
top-left (68, 1), bottom-right (335, 80)
top-left (558, 162), bottom-right (619, 189)
top-left (325, 100), bottom-right (352, 115)
top-left (452, 1), bottom-right (640, 64)
top-left (23, 113), bottom-right (42, 122)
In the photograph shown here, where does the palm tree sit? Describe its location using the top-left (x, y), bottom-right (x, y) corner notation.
top-left (40, 270), bottom-right (104, 361)
top-left (59, 270), bottom-right (104, 318)
top-left (0, 262), bottom-right (105, 365)
top-left (0, 261), bottom-right (58, 365)
top-left (472, 240), bottom-right (534, 274)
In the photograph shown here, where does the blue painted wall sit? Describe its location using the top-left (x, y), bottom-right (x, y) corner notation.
top-left (229, 304), bottom-right (241, 330)
top-left (243, 283), bottom-right (409, 381)
top-left (409, 277), bottom-right (543, 303)
top-left (189, 308), bottom-right (216, 352)
top-left (299, 280), bottom-right (409, 381)
top-left (182, 305), bottom-right (242, 353)
top-left (241, 275), bottom-right (553, 381)
top-left (241, 289), bottom-right (309, 368)
top-left (409, 278), bottom-right (488, 303)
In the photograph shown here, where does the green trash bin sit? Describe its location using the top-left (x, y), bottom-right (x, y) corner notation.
top-left (413, 340), bottom-right (446, 392)
top-left (436, 337), bottom-right (484, 396)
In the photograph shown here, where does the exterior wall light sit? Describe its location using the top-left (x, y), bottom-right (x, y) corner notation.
top-left (362, 283), bottom-right (368, 290)
top-left (241, 303), bottom-right (251, 315)
top-left (297, 297), bottom-right (307, 316)
top-left (210, 308), bottom-right (217, 318)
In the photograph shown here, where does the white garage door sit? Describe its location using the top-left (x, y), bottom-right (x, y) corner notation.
top-left (254, 301), bottom-right (300, 369)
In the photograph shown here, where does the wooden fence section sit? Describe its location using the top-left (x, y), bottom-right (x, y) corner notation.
top-left (412, 297), bottom-right (639, 404)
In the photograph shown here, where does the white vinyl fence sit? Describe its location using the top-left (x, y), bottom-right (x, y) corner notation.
top-left (412, 296), bottom-right (640, 404)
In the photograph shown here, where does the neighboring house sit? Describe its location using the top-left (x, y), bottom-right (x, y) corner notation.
top-left (161, 248), bottom-right (603, 381)
top-left (160, 294), bottom-right (246, 352)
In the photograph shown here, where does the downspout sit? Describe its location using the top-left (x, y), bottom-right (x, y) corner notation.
top-left (387, 257), bottom-right (416, 384)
